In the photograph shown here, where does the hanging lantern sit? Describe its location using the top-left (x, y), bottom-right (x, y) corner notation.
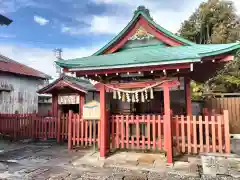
top-left (113, 90), bottom-right (117, 99)
top-left (141, 91), bottom-right (145, 102)
top-left (150, 88), bottom-right (154, 99)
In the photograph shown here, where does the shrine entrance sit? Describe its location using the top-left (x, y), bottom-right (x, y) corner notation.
top-left (60, 104), bottom-right (79, 114)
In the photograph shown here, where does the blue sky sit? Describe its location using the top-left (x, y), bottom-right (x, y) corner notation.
top-left (0, 0), bottom-right (240, 79)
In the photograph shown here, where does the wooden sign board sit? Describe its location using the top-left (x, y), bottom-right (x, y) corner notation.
top-left (83, 100), bottom-right (100, 120)
top-left (58, 95), bottom-right (79, 104)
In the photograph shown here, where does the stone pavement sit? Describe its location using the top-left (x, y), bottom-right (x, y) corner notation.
top-left (0, 139), bottom-right (239, 179)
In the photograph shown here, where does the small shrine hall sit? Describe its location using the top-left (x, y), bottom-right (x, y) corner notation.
top-left (41, 6), bottom-right (240, 163)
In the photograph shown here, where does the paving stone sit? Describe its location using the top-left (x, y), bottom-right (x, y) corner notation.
top-left (147, 171), bottom-right (167, 180)
top-left (137, 155), bottom-right (156, 165)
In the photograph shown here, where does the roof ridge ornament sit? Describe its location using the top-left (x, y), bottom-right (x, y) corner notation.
top-left (134, 6), bottom-right (153, 20)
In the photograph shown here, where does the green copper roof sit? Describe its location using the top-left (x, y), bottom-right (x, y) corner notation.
top-left (56, 42), bottom-right (240, 70)
top-left (38, 75), bottom-right (96, 94)
top-left (62, 75), bottom-right (96, 91)
top-left (93, 6), bottom-right (195, 56)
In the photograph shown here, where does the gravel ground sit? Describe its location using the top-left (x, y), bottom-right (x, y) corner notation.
top-left (0, 140), bottom-right (238, 179)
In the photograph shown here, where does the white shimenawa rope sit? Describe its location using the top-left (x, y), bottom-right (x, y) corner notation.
top-left (104, 80), bottom-right (171, 93)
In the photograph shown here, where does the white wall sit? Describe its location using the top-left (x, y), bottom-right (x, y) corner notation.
top-left (0, 73), bottom-right (45, 113)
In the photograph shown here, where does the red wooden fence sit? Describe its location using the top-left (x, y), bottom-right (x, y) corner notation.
top-left (110, 115), bottom-right (164, 151)
top-left (67, 112), bottom-right (100, 150)
top-left (0, 110), bottom-right (230, 155)
top-left (172, 110), bottom-right (230, 154)
top-left (110, 110), bottom-right (230, 154)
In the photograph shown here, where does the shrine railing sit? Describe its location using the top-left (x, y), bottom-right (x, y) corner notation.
top-left (110, 110), bottom-right (230, 154)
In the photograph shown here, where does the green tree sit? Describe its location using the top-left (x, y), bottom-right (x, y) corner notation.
top-left (179, 0), bottom-right (240, 93)
top-left (179, 0), bottom-right (240, 44)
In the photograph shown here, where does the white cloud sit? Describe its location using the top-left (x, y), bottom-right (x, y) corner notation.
top-left (89, 15), bottom-right (128, 35)
top-left (61, 24), bottom-right (86, 35)
top-left (70, 0), bottom-right (208, 36)
top-left (34, 15), bottom-right (49, 26)
top-left (0, 43), bottom-right (102, 79)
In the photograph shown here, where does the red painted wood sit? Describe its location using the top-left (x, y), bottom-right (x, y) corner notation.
top-left (152, 115), bottom-right (156, 150)
top-left (68, 111), bottom-right (73, 150)
top-left (199, 116), bottom-right (203, 153)
top-left (80, 95), bottom-right (85, 117)
top-left (223, 110), bottom-right (230, 153)
top-left (126, 115), bottom-right (129, 149)
top-left (99, 84), bottom-right (107, 157)
top-left (116, 116), bottom-right (119, 149)
top-left (163, 85), bottom-right (173, 164)
top-left (89, 121), bottom-right (92, 145)
top-left (136, 115), bottom-right (140, 149)
top-left (205, 116), bottom-right (210, 153)
top-left (217, 115), bottom-right (223, 153)
top-left (181, 115), bottom-right (185, 153)
top-left (73, 114), bottom-right (76, 146)
top-left (147, 115), bottom-right (151, 149)
top-left (98, 119), bottom-right (101, 147)
top-left (121, 115), bottom-right (124, 149)
top-left (111, 117), bottom-right (115, 149)
top-left (52, 93), bottom-right (58, 117)
top-left (35, 116), bottom-right (38, 138)
top-left (48, 117), bottom-right (51, 138)
top-left (185, 77), bottom-right (192, 116)
top-left (93, 120), bottom-right (97, 143)
top-left (57, 111), bottom-right (61, 143)
top-left (104, 20), bottom-right (141, 54)
top-left (75, 63), bottom-right (191, 76)
top-left (131, 136), bottom-right (134, 149)
top-left (66, 114), bottom-right (69, 140)
top-left (81, 118), bottom-right (84, 145)
top-left (175, 116), bottom-right (179, 152)
top-left (193, 116), bottom-right (197, 154)
top-left (103, 16), bottom-right (183, 54)
top-left (211, 116), bottom-right (216, 153)
top-left (77, 114), bottom-right (80, 146)
top-left (187, 116), bottom-right (191, 153)
top-left (157, 115), bottom-right (162, 150)
top-left (85, 121), bottom-right (88, 146)
top-left (62, 114), bottom-right (65, 140)
top-left (142, 135), bottom-right (145, 150)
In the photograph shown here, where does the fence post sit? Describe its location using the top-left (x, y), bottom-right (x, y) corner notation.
top-left (14, 111), bottom-right (18, 140)
top-left (68, 110), bottom-right (73, 150)
top-left (57, 110), bottom-right (61, 143)
top-left (223, 110), bottom-right (230, 153)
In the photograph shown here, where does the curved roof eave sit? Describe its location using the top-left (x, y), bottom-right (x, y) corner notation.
top-left (92, 11), bottom-right (195, 56)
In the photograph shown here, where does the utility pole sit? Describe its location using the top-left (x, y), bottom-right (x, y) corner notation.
top-left (54, 48), bottom-right (63, 77)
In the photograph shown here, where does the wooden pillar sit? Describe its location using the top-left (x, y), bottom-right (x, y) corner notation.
top-left (100, 84), bottom-right (107, 158)
top-left (223, 110), bottom-right (230, 153)
top-left (52, 93), bottom-right (58, 117)
top-left (184, 77), bottom-right (192, 116)
top-left (68, 110), bottom-right (73, 150)
top-left (163, 84), bottom-right (173, 164)
top-left (79, 94), bottom-right (85, 117)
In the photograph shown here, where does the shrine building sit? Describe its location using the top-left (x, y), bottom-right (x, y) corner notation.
top-left (39, 6), bottom-right (239, 163)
